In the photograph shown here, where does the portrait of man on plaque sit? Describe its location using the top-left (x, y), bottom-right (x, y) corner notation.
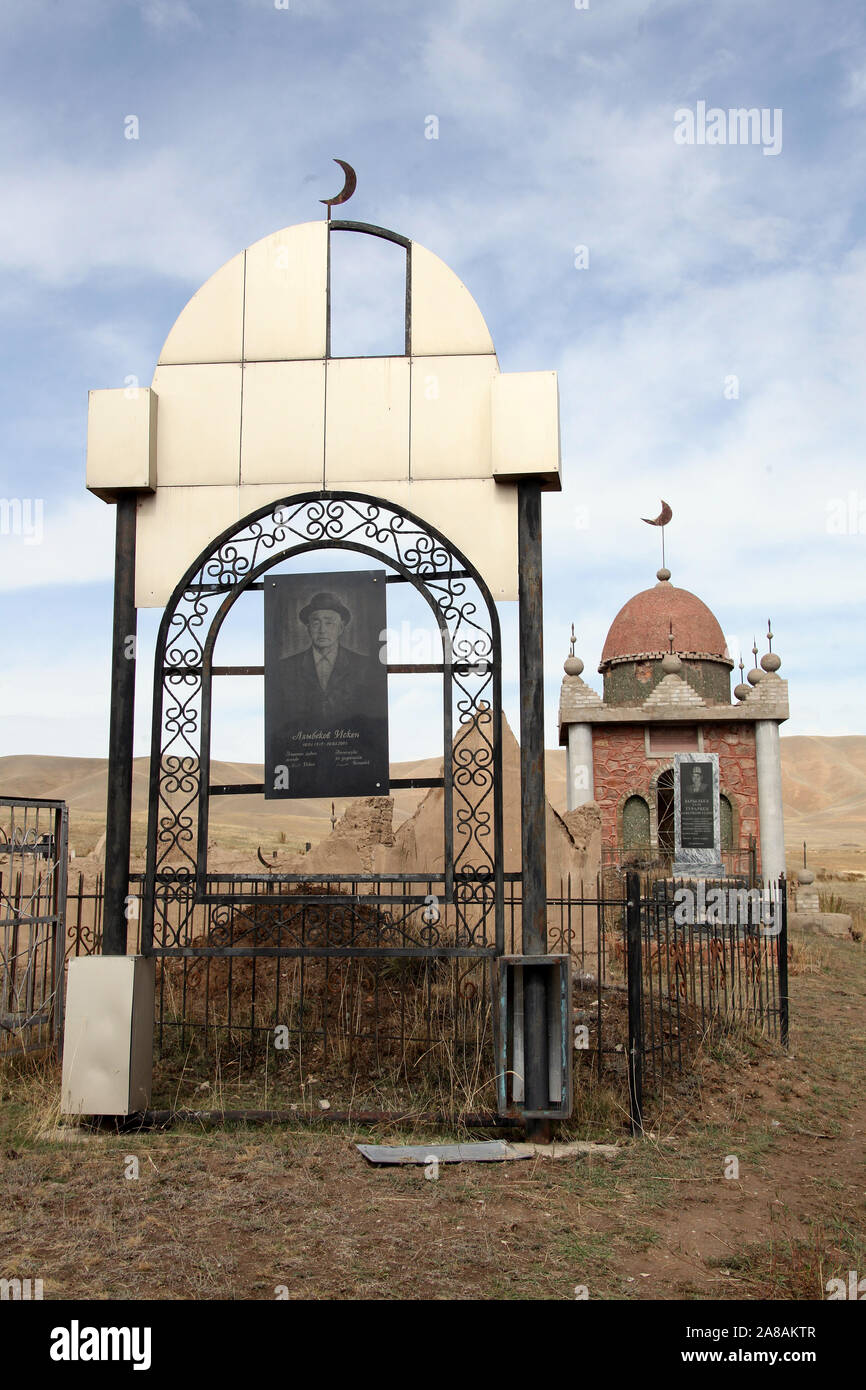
top-left (688, 762), bottom-right (708, 795)
top-left (263, 570), bottom-right (389, 799)
top-left (676, 754), bottom-right (718, 853)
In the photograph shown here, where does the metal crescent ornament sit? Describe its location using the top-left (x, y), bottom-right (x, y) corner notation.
top-left (641, 499), bottom-right (673, 527)
top-left (320, 158), bottom-right (357, 209)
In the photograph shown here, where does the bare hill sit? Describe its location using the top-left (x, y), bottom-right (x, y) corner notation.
top-left (1, 734), bottom-right (864, 869)
top-left (778, 735), bottom-right (866, 864)
top-left (0, 752), bottom-right (441, 857)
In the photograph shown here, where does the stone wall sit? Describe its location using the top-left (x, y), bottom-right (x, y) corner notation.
top-left (602, 656), bottom-right (732, 707)
top-left (592, 723), bottom-right (649, 849)
top-left (702, 724), bottom-right (760, 851)
top-left (592, 720), bottom-right (760, 854)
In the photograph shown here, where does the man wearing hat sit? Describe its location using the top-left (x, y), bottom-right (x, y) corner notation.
top-left (279, 589), bottom-right (382, 728)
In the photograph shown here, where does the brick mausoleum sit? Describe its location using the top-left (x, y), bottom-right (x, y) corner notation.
top-left (558, 564), bottom-right (789, 882)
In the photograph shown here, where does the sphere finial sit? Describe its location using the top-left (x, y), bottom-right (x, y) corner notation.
top-left (661, 620), bottom-right (681, 673)
top-left (564, 623), bottom-right (584, 677)
top-left (761, 619), bottom-right (781, 673)
top-left (734, 656), bottom-right (750, 700)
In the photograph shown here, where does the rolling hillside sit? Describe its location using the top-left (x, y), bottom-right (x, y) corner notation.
top-left (1, 735), bottom-right (864, 871)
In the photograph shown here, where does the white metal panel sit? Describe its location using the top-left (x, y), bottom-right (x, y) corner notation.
top-left (409, 242), bottom-right (496, 357)
top-left (491, 370), bottom-right (561, 490)
top-left (240, 360), bottom-right (325, 486)
top-left (156, 251), bottom-right (245, 365)
top-left (86, 388), bottom-right (157, 501)
top-left (150, 364), bottom-right (242, 487)
top-left (405, 478), bottom-right (518, 599)
top-left (124, 221), bottom-right (532, 605)
top-left (324, 357), bottom-right (410, 484)
top-left (134, 484), bottom-right (245, 606)
top-left (410, 355), bottom-right (497, 480)
top-left (243, 221), bottom-right (328, 361)
top-left (134, 477), bottom-right (519, 606)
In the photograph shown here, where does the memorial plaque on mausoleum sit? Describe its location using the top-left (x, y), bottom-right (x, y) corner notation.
top-left (673, 751), bottom-right (723, 876)
top-left (678, 760), bottom-right (714, 847)
top-left (264, 570), bottom-right (389, 799)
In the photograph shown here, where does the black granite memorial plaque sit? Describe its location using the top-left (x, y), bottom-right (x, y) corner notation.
top-left (678, 759), bottom-right (715, 849)
top-left (264, 570), bottom-right (389, 799)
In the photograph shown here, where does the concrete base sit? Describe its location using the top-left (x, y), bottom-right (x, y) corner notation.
top-left (795, 890), bottom-right (820, 913)
top-left (788, 912), bottom-right (853, 940)
top-left (673, 862), bottom-right (725, 880)
top-left (61, 956), bottom-right (155, 1116)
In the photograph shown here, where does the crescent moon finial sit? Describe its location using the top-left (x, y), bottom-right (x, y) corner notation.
top-left (642, 499), bottom-right (673, 574)
top-left (641, 499), bottom-right (673, 527)
top-left (320, 158), bottom-right (357, 218)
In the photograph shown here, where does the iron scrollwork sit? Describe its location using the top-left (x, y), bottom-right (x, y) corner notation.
top-left (143, 493), bottom-right (504, 958)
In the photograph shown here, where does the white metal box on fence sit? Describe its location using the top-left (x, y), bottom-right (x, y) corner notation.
top-left (60, 956), bottom-right (155, 1116)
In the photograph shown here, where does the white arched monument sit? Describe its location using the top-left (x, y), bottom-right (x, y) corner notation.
top-left (86, 219), bottom-right (561, 605)
top-left (65, 213), bottom-right (566, 1127)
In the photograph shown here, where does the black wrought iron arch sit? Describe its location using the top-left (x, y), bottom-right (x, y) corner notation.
top-left (142, 491), bottom-right (504, 959)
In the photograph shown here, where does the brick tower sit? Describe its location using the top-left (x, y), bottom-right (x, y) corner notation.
top-left (558, 567), bottom-right (788, 882)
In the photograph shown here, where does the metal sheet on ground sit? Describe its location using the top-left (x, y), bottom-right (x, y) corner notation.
top-left (357, 1141), bottom-right (510, 1165)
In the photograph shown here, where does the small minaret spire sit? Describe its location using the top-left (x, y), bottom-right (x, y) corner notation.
top-left (642, 499), bottom-right (673, 574)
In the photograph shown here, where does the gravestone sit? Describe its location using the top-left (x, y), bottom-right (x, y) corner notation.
top-left (263, 570), bottom-right (389, 799)
top-left (672, 751), bottom-right (724, 877)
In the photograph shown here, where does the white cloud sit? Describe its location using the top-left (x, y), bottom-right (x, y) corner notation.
top-left (0, 495), bottom-right (115, 592)
top-left (1, 0), bottom-right (864, 752)
top-left (140, 1), bottom-right (202, 32)
top-left (0, 152), bottom-right (240, 288)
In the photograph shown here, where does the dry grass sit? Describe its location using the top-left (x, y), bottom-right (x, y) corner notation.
top-left (2, 917), bottom-right (864, 1302)
top-left (818, 888), bottom-right (865, 938)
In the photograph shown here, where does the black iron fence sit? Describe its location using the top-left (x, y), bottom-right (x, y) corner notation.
top-left (623, 870), bottom-right (788, 1131)
top-left (64, 872), bottom-right (618, 1109)
top-left (56, 867), bottom-right (788, 1119)
top-left (601, 842), bottom-right (759, 884)
top-left (0, 798), bottom-right (69, 1056)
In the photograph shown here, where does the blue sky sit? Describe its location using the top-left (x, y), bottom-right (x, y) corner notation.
top-left (1, 0), bottom-right (865, 763)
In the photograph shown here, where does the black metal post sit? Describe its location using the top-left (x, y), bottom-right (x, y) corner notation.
top-left (626, 870), bottom-right (644, 1135)
top-left (52, 803), bottom-right (70, 1053)
top-left (102, 494), bottom-right (138, 956)
top-left (518, 482), bottom-right (549, 1141)
top-left (778, 874), bottom-right (789, 1048)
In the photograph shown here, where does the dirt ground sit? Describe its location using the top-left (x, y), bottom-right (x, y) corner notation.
top-left (1, 927), bottom-right (864, 1302)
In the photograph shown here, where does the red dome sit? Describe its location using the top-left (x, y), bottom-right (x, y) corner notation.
top-left (600, 580), bottom-right (732, 670)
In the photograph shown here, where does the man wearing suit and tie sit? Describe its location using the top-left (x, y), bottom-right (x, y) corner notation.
top-left (279, 590), bottom-right (382, 727)
top-left (265, 581), bottom-right (389, 798)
